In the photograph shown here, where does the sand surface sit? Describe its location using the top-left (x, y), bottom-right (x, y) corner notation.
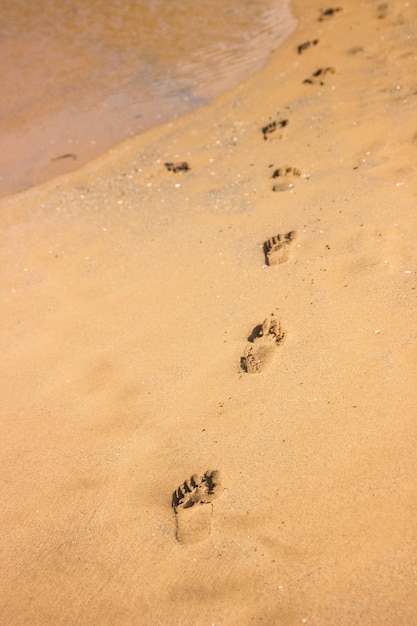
top-left (1, 1), bottom-right (417, 624)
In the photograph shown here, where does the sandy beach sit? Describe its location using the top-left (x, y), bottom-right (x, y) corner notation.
top-left (1, 1), bottom-right (417, 624)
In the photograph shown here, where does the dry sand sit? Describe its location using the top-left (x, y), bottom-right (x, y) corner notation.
top-left (1, 1), bottom-right (417, 624)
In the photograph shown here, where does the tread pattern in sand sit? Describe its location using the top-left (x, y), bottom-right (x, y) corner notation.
top-left (172, 470), bottom-right (223, 544)
top-left (263, 231), bottom-right (297, 266)
top-left (241, 314), bottom-right (286, 373)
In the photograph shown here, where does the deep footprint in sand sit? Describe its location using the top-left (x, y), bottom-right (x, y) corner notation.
top-left (172, 470), bottom-right (223, 544)
top-left (263, 231), bottom-right (297, 266)
top-left (241, 313), bottom-right (286, 373)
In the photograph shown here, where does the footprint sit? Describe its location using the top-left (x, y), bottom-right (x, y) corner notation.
top-left (318, 7), bottom-right (342, 21)
top-left (172, 470), bottom-right (223, 544)
top-left (241, 314), bottom-right (286, 373)
top-left (271, 166), bottom-right (301, 192)
top-left (303, 67), bottom-right (336, 86)
top-left (164, 161), bottom-right (190, 173)
top-left (297, 39), bottom-right (319, 54)
top-left (262, 117), bottom-right (289, 141)
top-left (263, 231), bottom-right (297, 266)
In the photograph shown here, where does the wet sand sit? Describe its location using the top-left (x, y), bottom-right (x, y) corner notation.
top-left (1, 0), bottom-right (417, 624)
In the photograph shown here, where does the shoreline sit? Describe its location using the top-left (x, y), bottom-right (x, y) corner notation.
top-left (0, 0), bottom-right (295, 199)
top-left (1, 1), bottom-right (417, 624)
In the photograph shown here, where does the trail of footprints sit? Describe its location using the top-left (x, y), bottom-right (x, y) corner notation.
top-left (171, 229), bottom-right (296, 543)
top-left (240, 231), bottom-right (296, 374)
top-left (171, 6), bottom-right (343, 544)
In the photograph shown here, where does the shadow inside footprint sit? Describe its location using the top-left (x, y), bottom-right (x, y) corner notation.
top-left (172, 470), bottom-right (223, 544)
top-left (241, 314), bottom-right (286, 373)
top-left (247, 324), bottom-right (264, 343)
top-left (263, 231), bottom-right (297, 266)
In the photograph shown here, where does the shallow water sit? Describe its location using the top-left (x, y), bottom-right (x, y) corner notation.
top-left (0, 0), bottom-right (295, 196)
